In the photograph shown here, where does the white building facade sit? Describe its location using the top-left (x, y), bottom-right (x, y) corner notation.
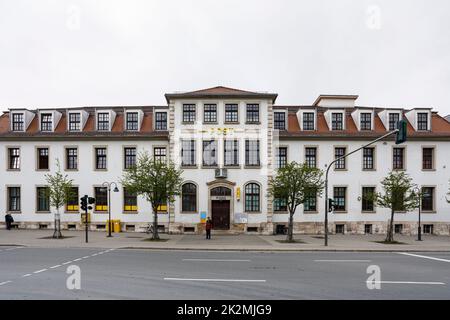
top-left (1, 87), bottom-right (450, 235)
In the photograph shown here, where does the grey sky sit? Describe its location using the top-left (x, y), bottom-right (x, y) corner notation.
top-left (1, 0), bottom-right (449, 115)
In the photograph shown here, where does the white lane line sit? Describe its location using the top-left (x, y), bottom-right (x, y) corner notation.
top-left (315, 260), bottom-right (372, 262)
top-left (397, 252), bottom-right (450, 263)
top-left (22, 274), bottom-right (32, 278)
top-left (62, 261), bottom-right (72, 265)
top-left (182, 259), bottom-right (251, 262)
top-left (91, 253), bottom-right (98, 256)
top-left (366, 281), bottom-right (445, 285)
top-left (73, 258), bottom-right (82, 262)
top-left (82, 256), bottom-right (89, 259)
top-left (0, 281), bottom-right (12, 286)
top-left (50, 265), bottom-right (62, 269)
top-left (33, 269), bottom-right (47, 274)
top-left (164, 277), bottom-right (266, 283)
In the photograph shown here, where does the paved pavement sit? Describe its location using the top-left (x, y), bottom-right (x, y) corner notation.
top-left (0, 229), bottom-right (449, 251)
top-left (1, 246), bottom-right (450, 299)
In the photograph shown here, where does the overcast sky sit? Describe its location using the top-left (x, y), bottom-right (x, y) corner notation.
top-left (1, 0), bottom-right (449, 115)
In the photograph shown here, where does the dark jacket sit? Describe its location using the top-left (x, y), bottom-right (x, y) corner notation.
top-left (205, 220), bottom-right (213, 231)
top-left (5, 214), bottom-right (14, 223)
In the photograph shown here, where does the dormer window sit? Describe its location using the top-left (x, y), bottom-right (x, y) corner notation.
top-left (97, 113), bottom-right (110, 131)
top-left (274, 112), bottom-right (286, 130)
top-left (331, 113), bottom-right (343, 130)
top-left (155, 112), bottom-right (167, 131)
top-left (417, 112), bottom-right (428, 131)
top-left (388, 113), bottom-right (400, 131)
top-left (360, 113), bottom-right (372, 130)
top-left (303, 112), bottom-right (315, 130)
top-left (12, 113), bottom-right (24, 131)
top-left (40, 113), bottom-right (53, 132)
top-left (68, 113), bottom-right (81, 131)
top-left (126, 112), bottom-right (139, 131)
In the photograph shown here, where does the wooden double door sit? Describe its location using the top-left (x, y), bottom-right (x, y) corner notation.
top-left (211, 200), bottom-right (230, 230)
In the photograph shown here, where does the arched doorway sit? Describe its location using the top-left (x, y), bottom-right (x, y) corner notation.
top-left (210, 186), bottom-right (232, 230)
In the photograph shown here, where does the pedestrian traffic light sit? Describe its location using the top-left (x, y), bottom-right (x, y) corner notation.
top-left (328, 198), bottom-right (335, 212)
top-left (88, 197), bottom-right (95, 211)
top-left (395, 119), bottom-right (407, 144)
top-left (80, 195), bottom-right (88, 211)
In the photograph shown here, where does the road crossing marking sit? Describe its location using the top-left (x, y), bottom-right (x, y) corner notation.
top-left (397, 252), bottom-right (450, 263)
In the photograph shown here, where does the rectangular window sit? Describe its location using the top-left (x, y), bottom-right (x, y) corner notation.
top-left (40, 113), bottom-right (53, 131)
top-left (274, 198), bottom-right (287, 212)
top-left (364, 224), bottom-right (373, 234)
top-left (124, 188), bottom-right (138, 212)
top-left (97, 113), bottom-right (110, 131)
top-left (36, 187), bottom-right (50, 212)
top-left (360, 113), bottom-right (372, 130)
top-left (304, 191), bottom-right (317, 212)
top-left (393, 147), bottom-right (405, 170)
top-left (389, 113), bottom-right (400, 131)
top-left (182, 104), bottom-right (196, 123)
top-left (363, 147), bottom-right (375, 170)
top-left (335, 224), bottom-right (345, 234)
top-left (12, 113), bottom-right (24, 131)
top-left (95, 148), bottom-right (107, 170)
top-left (276, 147), bottom-right (287, 168)
top-left (66, 148), bottom-right (78, 170)
top-left (66, 187), bottom-right (79, 212)
top-left (417, 113), bottom-right (428, 130)
top-left (246, 104), bottom-right (259, 123)
top-left (203, 104), bottom-right (217, 123)
top-left (94, 187), bottom-right (108, 212)
top-left (154, 147), bottom-right (166, 162)
top-left (37, 148), bottom-right (49, 170)
top-left (333, 187), bottom-right (346, 212)
top-left (421, 187), bottom-right (434, 211)
top-left (181, 140), bottom-right (196, 166)
top-left (126, 112), bottom-right (139, 131)
top-left (362, 187), bottom-right (375, 212)
top-left (423, 224), bottom-right (434, 234)
top-left (331, 113), bottom-right (343, 130)
top-left (224, 140), bottom-right (239, 166)
top-left (422, 148), bottom-right (434, 170)
top-left (225, 104), bottom-right (239, 123)
top-left (8, 148), bottom-right (20, 170)
top-left (202, 140), bottom-right (217, 166)
top-left (395, 224), bottom-right (403, 234)
top-left (124, 147), bottom-right (137, 169)
top-left (68, 113), bottom-right (81, 131)
top-left (305, 147), bottom-right (317, 168)
top-left (334, 147), bottom-right (346, 170)
top-left (155, 112), bottom-right (167, 130)
top-left (8, 187), bottom-right (21, 212)
top-left (302, 112), bottom-right (315, 130)
top-left (274, 112), bottom-right (286, 130)
top-left (245, 140), bottom-right (260, 166)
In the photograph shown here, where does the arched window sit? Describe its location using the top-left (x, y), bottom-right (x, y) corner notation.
top-left (245, 183), bottom-right (260, 212)
top-left (182, 183), bottom-right (197, 212)
top-left (210, 187), bottom-right (231, 197)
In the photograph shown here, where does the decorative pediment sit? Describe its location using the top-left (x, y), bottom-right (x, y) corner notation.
top-left (206, 179), bottom-right (236, 186)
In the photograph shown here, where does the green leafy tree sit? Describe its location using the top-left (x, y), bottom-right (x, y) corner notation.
top-left (372, 171), bottom-right (419, 242)
top-left (268, 161), bottom-right (325, 242)
top-left (45, 160), bottom-right (75, 239)
top-left (121, 151), bottom-right (183, 240)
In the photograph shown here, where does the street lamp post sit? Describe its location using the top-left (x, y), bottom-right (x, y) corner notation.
top-left (414, 187), bottom-right (425, 241)
top-left (102, 181), bottom-right (119, 238)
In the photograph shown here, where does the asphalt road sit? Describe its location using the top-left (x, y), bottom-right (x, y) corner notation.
top-left (1, 246), bottom-right (450, 299)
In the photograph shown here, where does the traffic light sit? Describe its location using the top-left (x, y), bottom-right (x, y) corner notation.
top-left (88, 197), bottom-right (95, 211)
top-left (328, 198), bottom-right (335, 212)
top-left (395, 119), bottom-right (407, 144)
top-left (80, 195), bottom-right (88, 211)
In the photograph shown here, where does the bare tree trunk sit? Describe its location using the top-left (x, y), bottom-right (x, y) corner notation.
top-left (152, 207), bottom-right (160, 240)
top-left (287, 211), bottom-right (294, 242)
top-left (53, 207), bottom-right (62, 239)
top-left (385, 208), bottom-right (395, 242)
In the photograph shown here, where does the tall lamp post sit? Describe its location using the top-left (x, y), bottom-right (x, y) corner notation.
top-left (102, 181), bottom-right (119, 237)
top-left (414, 186), bottom-right (428, 242)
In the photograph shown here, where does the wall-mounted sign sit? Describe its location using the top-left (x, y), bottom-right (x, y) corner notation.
top-left (234, 212), bottom-right (247, 224)
top-left (236, 187), bottom-right (241, 201)
top-left (200, 211), bottom-right (207, 223)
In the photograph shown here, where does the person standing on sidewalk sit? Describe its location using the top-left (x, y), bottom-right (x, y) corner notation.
top-left (205, 218), bottom-right (213, 240)
top-left (5, 213), bottom-right (14, 230)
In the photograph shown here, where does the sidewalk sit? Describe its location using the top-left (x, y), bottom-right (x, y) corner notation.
top-left (0, 229), bottom-right (449, 251)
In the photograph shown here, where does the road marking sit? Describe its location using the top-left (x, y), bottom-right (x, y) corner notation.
top-left (33, 269), bottom-right (47, 274)
top-left (50, 265), bottom-right (61, 269)
top-left (315, 260), bottom-right (372, 262)
top-left (82, 256), bottom-right (89, 259)
top-left (182, 259), bottom-right (251, 262)
top-left (22, 274), bottom-right (32, 278)
top-left (366, 281), bottom-right (445, 285)
top-left (62, 261), bottom-right (72, 265)
top-left (164, 277), bottom-right (266, 283)
top-left (73, 258), bottom-right (82, 262)
top-left (0, 281), bottom-right (12, 286)
top-left (397, 252), bottom-right (450, 263)
top-left (91, 253), bottom-right (98, 256)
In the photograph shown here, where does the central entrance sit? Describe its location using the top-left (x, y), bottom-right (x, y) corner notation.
top-left (210, 186), bottom-right (232, 230)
